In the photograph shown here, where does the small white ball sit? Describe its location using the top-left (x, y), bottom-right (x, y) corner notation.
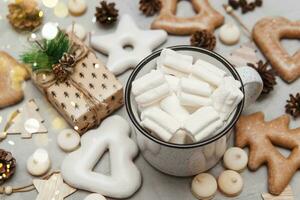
top-left (191, 173), bottom-right (217, 199)
top-left (219, 23), bottom-right (241, 45)
top-left (84, 193), bottom-right (107, 200)
top-left (223, 147), bottom-right (248, 172)
top-left (27, 148), bottom-right (51, 176)
top-left (67, 23), bottom-right (87, 41)
top-left (57, 129), bottom-right (81, 152)
top-left (68, 0), bottom-right (87, 16)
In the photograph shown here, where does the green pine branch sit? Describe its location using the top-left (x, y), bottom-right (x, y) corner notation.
top-left (21, 30), bottom-right (71, 72)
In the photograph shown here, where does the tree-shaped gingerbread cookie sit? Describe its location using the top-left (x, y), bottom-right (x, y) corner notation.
top-left (235, 112), bottom-right (300, 195)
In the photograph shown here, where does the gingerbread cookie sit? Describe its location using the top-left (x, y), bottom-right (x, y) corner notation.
top-left (236, 112), bottom-right (300, 195)
top-left (0, 51), bottom-right (29, 109)
top-left (151, 0), bottom-right (224, 35)
top-left (253, 17), bottom-right (300, 83)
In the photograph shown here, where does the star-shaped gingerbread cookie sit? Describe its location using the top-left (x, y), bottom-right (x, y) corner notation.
top-left (33, 173), bottom-right (76, 200)
top-left (151, 0), bottom-right (224, 35)
top-left (91, 14), bottom-right (167, 75)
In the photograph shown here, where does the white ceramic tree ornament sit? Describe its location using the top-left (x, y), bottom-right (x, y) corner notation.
top-left (61, 115), bottom-right (141, 198)
top-left (33, 173), bottom-right (76, 200)
top-left (91, 14), bottom-right (167, 75)
top-left (6, 99), bottom-right (47, 138)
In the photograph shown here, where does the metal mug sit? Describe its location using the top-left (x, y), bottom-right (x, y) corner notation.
top-left (125, 46), bottom-right (263, 177)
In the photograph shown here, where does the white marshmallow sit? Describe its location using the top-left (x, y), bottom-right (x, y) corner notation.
top-left (165, 75), bottom-right (180, 92)
top-left (169, 130), bottom-right (196, 144)
top-left (180, 77), bottom-right (212, 96)
top-left (178, 77), bottom-right (212, 108)
top-left (191, 59), bottom-right (226, 87)
top-left (132, 70), bottom-right (165, 96)
top-left (141, 119), bottom-right (173, 142)
top-left (178, 91), bottom-right (212, 108)
top-left (184, 106), bottom-right (223, 142)
top-left (212, 76), bottom-right (243, 120)
top-left (157, 49), bottom-right (193, 77)
top-left (141, 107), bottom-right (181, 141)
top-left (132, 70), bottom-right (171, 107)
top-left (160, 94), bottom-right (190, 122)
top-left (135, 83), bottom-right (170, 107)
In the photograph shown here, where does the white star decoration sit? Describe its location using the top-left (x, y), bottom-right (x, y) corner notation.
top-left (33, 173), bottom-right (76, 200)
top-left (91, 14), bottom-right (167, 75)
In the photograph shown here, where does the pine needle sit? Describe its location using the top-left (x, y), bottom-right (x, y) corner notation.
top-left (21, 30), bottom-right (71, 72)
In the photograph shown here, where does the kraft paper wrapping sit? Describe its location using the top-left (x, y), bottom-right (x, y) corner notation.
top-left (32, 35), bottom-right (123, 134)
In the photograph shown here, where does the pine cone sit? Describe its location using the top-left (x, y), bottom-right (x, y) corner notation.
top-left (95, 1), bottom-right (119, 25)
top-left (190, 30), bottom-right (216, 51)
top-left (7, 1), bottom-right (43, 31)
top-left (247, 60), bottom-right (276, 94)
top-left (52, 53), bottom-right (76, 83)
top-left (286, 93), bottom-right (300, 118)
top-left (228, 0), bottom-right (240, 9)
top-left (139, 0), bottom-right (162, 16)
top-left (255, 0), bottom-right (263, 7)
top-left (0, 149), bottom-right (16, 183)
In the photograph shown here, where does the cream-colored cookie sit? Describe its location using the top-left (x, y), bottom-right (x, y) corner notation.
top-left (57, 129), bottom-right (81, 152)
top-left (218, 170), bottom-right (243, 197)
top-left (191, 173), bottom-right (217, 199)
top-left (219, 23), bottom-right (240, 45)
top-left (223, 147), bottom-right (248, 172)
top-left (68, 0), bottom-right (87, 16)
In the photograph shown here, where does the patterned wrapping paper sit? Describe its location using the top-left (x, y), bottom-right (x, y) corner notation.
top-left (32, 35), bottom-right (123, 134)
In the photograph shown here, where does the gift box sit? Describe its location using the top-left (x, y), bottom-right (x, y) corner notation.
top-left (31, 34), bottom-right (123, 134)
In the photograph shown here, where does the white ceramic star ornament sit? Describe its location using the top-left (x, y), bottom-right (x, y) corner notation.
top-left (91, 14), bottom-right (167, 75)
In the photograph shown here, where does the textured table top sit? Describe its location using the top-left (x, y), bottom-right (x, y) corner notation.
top-left (0, 0), bottom-right (299, 199)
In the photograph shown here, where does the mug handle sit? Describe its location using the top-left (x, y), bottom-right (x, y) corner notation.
top-left (236, 66), bottom-right (263, 108)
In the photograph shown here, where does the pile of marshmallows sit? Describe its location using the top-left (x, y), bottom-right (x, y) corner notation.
top-left (132, 49), bottom-right (244, 144)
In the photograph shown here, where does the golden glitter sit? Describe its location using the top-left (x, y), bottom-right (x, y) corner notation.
top-left (0, 163), bottom-right (3, 168)
top-left (6, 164), bottom-right (10, 169)
top-left (39, 11), bottom-right (44, 18)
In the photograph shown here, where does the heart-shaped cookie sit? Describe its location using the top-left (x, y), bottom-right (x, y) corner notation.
top-left (151, 0), bottom-right (224, 35)
top-left (0, 51), bottom-right (29, 109)
top-left (253, 17), bottom-right (300, 83)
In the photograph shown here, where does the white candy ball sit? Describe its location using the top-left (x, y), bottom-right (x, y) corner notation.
top-left (191, 173), bottom-right (217, 199)
top-left (218, 170), bottom-right (243, 197)
top-left (57, 129), bottom-right (81, 152)
top-left (219, 23), bottom-right (241, 45)
top-left (68, 0), bottom-right (87, 16)
top-left (67, 23), bottom-right (87, 41)
top-left (223, 147), bottom-right (248, 172)
top-left (84, 193), bottom-right (106, 200)
top-left (27, 148), bottom-right (51, 176)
